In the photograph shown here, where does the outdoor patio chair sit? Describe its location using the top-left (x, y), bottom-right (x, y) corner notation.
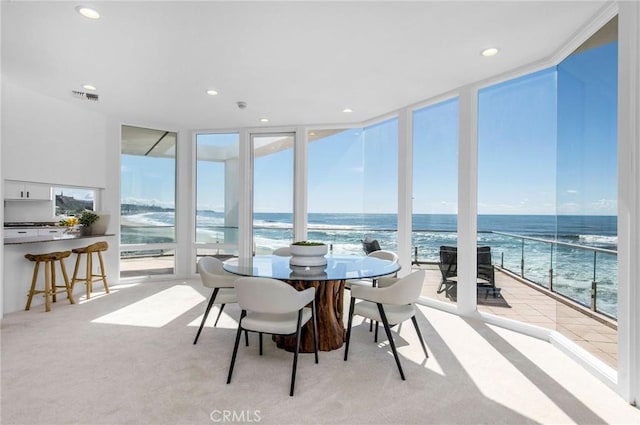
top-left (437, 246), bottom-right (498, 298)
top-left (361, 238), bottom-right (381, 254)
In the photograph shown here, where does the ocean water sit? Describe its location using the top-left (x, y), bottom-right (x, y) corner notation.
top-left (122, 211), bottom-right (618, 318)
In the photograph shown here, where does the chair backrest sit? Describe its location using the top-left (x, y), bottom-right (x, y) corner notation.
top-left (438, 246), bottom-right (457, 280)
top-left (383, 269), bottom-right (425, 305)
top-left (272, 247), bottom-right (292, 256)
top-left (362, 239), bottom-right (381, 254)
top-left (438, 246), bottom-right (494, 281)
top-left (368, 249), bottom-right (399, 263)
top-left (198, 256), bottom-right (238, 288)
top-left (477, 248), bottom-right (494, 283)
top-left (234, 277), bottom-right (315, 314)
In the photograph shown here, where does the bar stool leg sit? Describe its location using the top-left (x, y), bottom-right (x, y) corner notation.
top-left (25, 261), bottom-right (41, 311)
top-left (59, 258), bottom-right (75, 304)
top-left (97, 251), bottom-right (109, 294)
top-left (86, 253), bottom-right (92, 300)
top-left (51, 260), bottom-right (57, 304)
top-left (44, 260), bottom-right (52, 312)
top-left (70, 254), bottom-right (81, 294)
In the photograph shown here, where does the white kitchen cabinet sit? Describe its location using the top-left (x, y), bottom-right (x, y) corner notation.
top-left (37, 228), bottom-right (64, 237)
top-left (4, 228), bottom-right (38, 238)
top-left (4, 181), bottom-right (52, 200)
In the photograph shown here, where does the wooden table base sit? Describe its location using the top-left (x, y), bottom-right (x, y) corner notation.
top-left (273, 279), bottom-right (346, 352)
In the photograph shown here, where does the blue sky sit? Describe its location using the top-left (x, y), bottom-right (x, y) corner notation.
top-left (122, 41), bottom-right (618, 217)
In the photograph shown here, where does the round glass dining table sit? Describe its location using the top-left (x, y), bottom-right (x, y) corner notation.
top-left (224, 255), bottom-right (400, 352)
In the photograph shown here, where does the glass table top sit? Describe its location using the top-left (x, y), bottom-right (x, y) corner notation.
top-left (223, 255), bottom-right (400, 281)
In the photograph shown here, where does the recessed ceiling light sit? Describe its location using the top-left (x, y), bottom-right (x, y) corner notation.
top-left (260, 118), bottom-right (269, 123)
top-left (75, 6), bottom-right (100, 20)
top-left (342, 108), bottom-right (353, 113)
top-left (481, 47), bottom-right (499, 57)
top-left (82, 84), bottom-right (96, 90)
top-left (206, 89), bottom-right (218, 96)
top-left (309, 131), bottom-right (316, 136)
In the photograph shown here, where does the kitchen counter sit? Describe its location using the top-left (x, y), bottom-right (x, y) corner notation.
top-left (4, 233), bottom-right (115, 245)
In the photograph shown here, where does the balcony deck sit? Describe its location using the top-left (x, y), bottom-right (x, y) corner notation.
top-left (416, 263), bottom-right (618, 368)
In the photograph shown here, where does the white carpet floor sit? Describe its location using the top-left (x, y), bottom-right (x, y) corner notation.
top-left (1, 279), bottom-right (639, 425)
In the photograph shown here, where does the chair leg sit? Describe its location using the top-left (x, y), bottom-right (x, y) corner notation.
top-left (377, 303), bottom-right (405, 380)
top-left (25, 261), bottom-right (40, 311)
top-left (410, 316), bottom-right (429, 359)
top-left (245, 330), bottom-right (249, 347)
top-left (50, 261), bottom-right (57, 303)
top-left (227, 311), bottom-right (246, 384)
top-left (214, 303), bottom-right (226, 326)
top-left (290, 310), bottom-right (303, 397)
top-left (86, 254), bottom-right (92, 300)
top-left (259, 333), bottom-right (263, 355)
top-left (311, 300), bottom-right (319, 364)
top-left (70, 254), bottom-right (81, 294)
top-left (193, 288), bottom-right (219, 344)
top-left (343, 297), bottom-right (356, 361)
top-left (374, 321), bottom-right (379, 342)
top-left (97, 251), bottom-right (110, 294)
top-left (44, 260), bottom-right (52, 312)
top-left (58, 258), bottom-right (74, 304)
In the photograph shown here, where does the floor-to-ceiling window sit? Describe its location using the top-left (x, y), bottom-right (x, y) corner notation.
top-left (412, 99), bottom-right (459, 302)
top-left (476, 17), bottom-right (618, 369)
top-left (120, 125), bottom-right (177, 277)
top-left (556, 18), bottom-right (618, 367)
top-left (195, 133), bottom-right (240, 263)
top-left (252, 133), bottom-right (294, 254)
top-left (307, 119), bottom-right (398, 254)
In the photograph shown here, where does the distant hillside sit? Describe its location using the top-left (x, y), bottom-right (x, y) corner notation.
top-left (121, 203), bottom-right (175, 215)
top-left (55, 195), bottom-right (93, 215)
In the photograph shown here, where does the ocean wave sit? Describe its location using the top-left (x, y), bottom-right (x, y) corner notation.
top-left (578, 234), bottom-right (618, 245)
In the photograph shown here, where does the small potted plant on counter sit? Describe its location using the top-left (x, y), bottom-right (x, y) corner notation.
top-left (78, 210), bottom-right (99, 236)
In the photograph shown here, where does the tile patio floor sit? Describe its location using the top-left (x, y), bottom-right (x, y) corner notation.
top-left (417, 263), bottom-right (618, 368)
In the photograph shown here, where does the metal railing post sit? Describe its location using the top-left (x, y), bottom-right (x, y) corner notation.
top-left (591, 251), bottom-right (597, 312)
top-left (549, 243), bottom-right (554, 292)
top-left (520, 239), bottom-right (525, 278)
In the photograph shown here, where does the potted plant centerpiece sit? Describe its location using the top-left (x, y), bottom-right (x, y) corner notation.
top-left (78, 210), bottom-right (99, 236)
top-left (289, 241), bottom-right (328, 268)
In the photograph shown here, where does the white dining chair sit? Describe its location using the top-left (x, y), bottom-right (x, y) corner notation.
top-left (193, 256), bottom-right (242, 345)
top-left (226, 276), bottom-right (318, 396)
top-left (344, 269), bottom-right (429, 380)
top-left (345, 250), bottom-right (399, 290)
top-left (272, 246), bottom-right (292, 256)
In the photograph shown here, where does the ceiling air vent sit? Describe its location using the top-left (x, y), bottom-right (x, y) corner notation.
top-left (71, 90), bottom-right (99, 101)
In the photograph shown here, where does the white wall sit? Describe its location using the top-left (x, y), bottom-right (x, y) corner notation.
top-left (1, 78), bottom-right (107, 188)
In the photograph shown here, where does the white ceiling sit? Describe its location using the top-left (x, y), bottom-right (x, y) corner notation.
top-left (2, 1), bottom-right (608, 131)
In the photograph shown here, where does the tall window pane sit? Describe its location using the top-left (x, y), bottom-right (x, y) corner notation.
top-left (252, 133), bottom-right (294, 254)
top-left (196, 133), bottom-right (240, 262)
top-left (556, 19), bottom-right (618, 367)
top-left (120, 125), bottom-right (176, 277)
top-left (307, 119), bottom-right (398, 254)
top-left (412, 99), bottom-right (458, 304)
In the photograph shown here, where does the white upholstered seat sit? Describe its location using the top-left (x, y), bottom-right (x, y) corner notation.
top-left (345, 250), bottom-right (399, 289)
top-left (344, 269), bottom-right (429, 380)
top-left (227, 277), bottom-right (318, 396)
top-left (193, 256), bottom-right (240, 344)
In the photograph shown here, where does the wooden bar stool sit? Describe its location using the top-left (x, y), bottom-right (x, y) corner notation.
top-left (70, 241), bottom-right (110, 300)
top-left (24, 251), bottom-right (75, 312)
